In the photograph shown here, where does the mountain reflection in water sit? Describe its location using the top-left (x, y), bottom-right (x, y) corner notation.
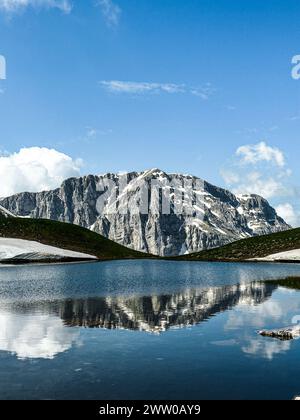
top-left (0, 281), bottom-right (279, 360)
top-left (57, 282), bottom-right (277, 332)
top-left (1, 261), bottom-right (300, 400)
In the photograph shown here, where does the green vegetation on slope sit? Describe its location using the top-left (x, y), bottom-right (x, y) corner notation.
top-left (0, 217), bottom-right (151, 261)
top-left (175, 228), bottom-right (299, 262)
top-left (1, 214), bottom-right (298, 263)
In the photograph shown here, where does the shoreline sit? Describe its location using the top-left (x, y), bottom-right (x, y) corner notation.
top-left (2, 256), bottom-right (300, 268)
top-left (0, 258), bottom-right (100, 268)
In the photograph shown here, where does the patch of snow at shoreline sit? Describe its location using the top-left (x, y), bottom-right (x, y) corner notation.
top-left (251, 249), bottom-right (300, 262)
top-left (0, 238), bottom-right (97, 262)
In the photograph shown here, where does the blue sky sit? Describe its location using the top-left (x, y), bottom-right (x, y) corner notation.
top-left (0, 0), bottom-right (300, 224)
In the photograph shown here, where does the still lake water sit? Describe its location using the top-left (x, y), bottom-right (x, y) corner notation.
top-left (1, 260), bottom-right (300, 400)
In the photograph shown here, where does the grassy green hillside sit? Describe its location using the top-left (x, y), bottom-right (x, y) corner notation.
top-left (1, 213), bottom-right (298, 263)
top-left (174, 228), bottom-right (299, 262)
top-left (0, 217), bottom-right (151, 261)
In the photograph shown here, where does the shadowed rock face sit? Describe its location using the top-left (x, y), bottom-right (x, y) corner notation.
top-left (5, 281), bottom-right (277, 333)
top-left (0, 169), bottom-right (290, 256)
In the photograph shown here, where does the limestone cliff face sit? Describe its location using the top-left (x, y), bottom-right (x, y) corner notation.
top-left (0, 169), bottom-right (290, 256)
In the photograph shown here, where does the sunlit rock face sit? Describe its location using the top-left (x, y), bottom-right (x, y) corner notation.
top-left (0, 170), bottom-right (290, 256)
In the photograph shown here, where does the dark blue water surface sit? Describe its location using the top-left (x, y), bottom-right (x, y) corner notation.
top-left (1, 260), bottom-right (300, 400)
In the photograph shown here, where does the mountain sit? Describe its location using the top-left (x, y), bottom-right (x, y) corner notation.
top-left (0, 169), bottom-right (290, 257)
top-left (175, 227), bottom-right (300, 262)
top-left (0, 217), bottom-right (149, 262)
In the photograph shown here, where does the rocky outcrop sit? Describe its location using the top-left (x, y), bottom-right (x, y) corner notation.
top-left (0, 169), bottom-right (290, 256)
top-left (259, 326), bottom-right (300, 340)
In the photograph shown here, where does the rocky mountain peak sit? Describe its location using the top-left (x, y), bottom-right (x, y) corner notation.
top-left (0, 170), bottom-right (290, 256)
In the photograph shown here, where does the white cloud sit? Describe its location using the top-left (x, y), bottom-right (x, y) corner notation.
top-left (100, 80), bottom-right (185, 94)
top-left (276, 203), bottom-right (299, 226)
top-left (0, 311), bottom-right (79, 359)
top-left (0, 0), bottom-right (72, 14)
top-left (225, 295), bottom-right (298, 360)
top-left (242, 337), bottom-right (291, 360)
top-left (220, 169), bottom-right (240, 185)
top-left (0, 147), bottom-right (82, 197)
top-left (221, 142), bottom-right (291, 199)
top-left (236, 141), bottom-right (285, 167)
top-left (189, 83), bottom-right (216, 100)
top-left (232, 172), bottom-right (285, 200)
top-left (96, 0), bottom-right (121, 27)
top-left (99, 80), bottom-right (215, 99)
top-left (220, 142), bottom-right (300, 227)
top-left (221, 142), bottom-right (300, 226)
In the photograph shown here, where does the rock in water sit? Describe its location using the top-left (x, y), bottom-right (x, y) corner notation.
top-left (0, 169), bottom-right (290, 256)
top-left (259, 326), bottom-right (300, 340)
